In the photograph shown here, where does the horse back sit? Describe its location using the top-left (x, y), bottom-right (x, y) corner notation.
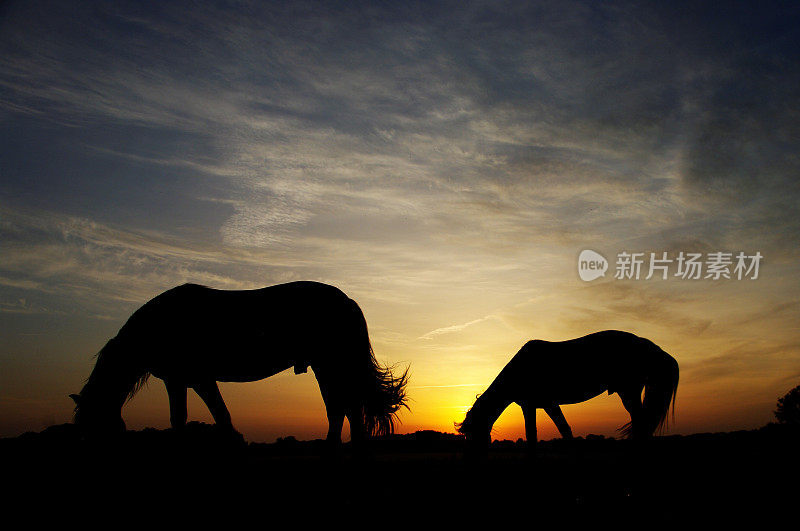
top-left (507, 331), bottom-right (662, 402)
top-left (123, 281), bottom-right (351, 333)
top-left (114, 282), bottom-right (360, 381)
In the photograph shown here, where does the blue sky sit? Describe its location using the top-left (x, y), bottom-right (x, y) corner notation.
top-left (1, 0), bottom-right (799, 441)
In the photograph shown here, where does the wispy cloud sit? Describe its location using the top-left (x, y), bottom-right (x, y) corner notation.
top-left (410, 383), bottom-right (483, 389)
top-left (418, 315), bottom-right (501, 340)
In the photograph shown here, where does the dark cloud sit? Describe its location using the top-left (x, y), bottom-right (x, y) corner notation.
top-left (1, 0), bottom-right (795, 264)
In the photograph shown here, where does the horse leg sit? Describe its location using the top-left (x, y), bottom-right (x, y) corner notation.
top-left (314, 367), bottom-right (367, 456)
top-left (544, 405), bottom-right (573, 440)
top-left (346, 405), bottom-right (368, 456)
top-left (520, 402), bottom-right (538, 456)
top-left (327, 413), bottom-right (345, 448)
top-left (315, 371), bottom-right (345, 453)
top-left (193, 381), bottom-right (234, 432)
top-left (618, 386), bottom-right (646, 438)
top-left (165, 379), bottom-right (187, 430)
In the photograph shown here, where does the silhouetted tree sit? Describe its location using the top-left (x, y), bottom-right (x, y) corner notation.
top-left (775, 385), bottom-right (800, 425)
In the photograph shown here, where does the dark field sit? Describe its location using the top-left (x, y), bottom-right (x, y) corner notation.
top-left (3, 423), bottom-right (798, 522)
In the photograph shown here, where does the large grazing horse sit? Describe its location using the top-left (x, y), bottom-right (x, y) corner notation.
top-left (70, 281), bottom-right (409, 448)
top-left (457, 330), bottom-right (678, 453)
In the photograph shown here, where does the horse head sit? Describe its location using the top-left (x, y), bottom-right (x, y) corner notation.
top-left (70, 391), bottom-right (126, 436)
top-left (456, 407), bottom-right (491, 457)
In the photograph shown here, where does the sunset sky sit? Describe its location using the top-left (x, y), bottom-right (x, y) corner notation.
top-left (1, 0), bottom-right (799, 442)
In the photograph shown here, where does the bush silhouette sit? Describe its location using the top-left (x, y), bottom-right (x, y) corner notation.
top-left (775, 385), bottom-right (800, 425)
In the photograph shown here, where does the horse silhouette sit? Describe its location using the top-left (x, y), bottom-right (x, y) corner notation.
top-left (70, 281), bottom-right (409, 449)
top-left (457, 330), bottom-right (678, 453)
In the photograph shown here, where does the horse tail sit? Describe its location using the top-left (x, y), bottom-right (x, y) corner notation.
top-left (348, 298), bottom-right (409, 437)
top-left (642, 348), bottom-right (679, 435)
top-left (618, 345), bottom-right (678, 438)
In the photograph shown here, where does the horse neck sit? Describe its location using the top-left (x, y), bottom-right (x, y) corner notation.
top-left (472, 380), bottom-right (514, 432)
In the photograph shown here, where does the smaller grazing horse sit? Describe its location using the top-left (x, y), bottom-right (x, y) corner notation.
top-left (457, 330), bottom-right (678, 453)
top-left (70, 281), bottom-right (409, 450)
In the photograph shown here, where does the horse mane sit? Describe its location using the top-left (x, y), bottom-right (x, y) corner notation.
top-left (455, 393), bottom-right (501, 438)
top-left (74, 336), bottom-right (151, 419)
top-left (454, 414), bottom-right (469, 435)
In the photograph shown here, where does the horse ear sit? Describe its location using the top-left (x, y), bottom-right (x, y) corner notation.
top-left (69, 393), bottom-right (81, 404)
